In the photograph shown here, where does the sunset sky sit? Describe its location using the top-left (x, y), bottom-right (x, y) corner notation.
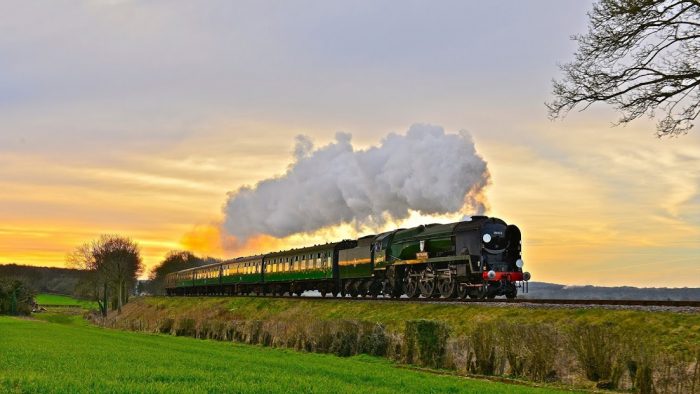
top-left (1, 1), bottom-right (699, 286)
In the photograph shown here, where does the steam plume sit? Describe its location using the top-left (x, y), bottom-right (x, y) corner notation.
top-left (223, 124), bottom-right (490, 241)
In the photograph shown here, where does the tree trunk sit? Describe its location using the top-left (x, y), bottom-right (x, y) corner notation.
top-left (101, 282), bottom-right (108, 317)
top-left (117, 280), bottom-right (123, 313)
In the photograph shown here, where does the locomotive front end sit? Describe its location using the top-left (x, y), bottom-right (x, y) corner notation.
top-left (480, 221), bottom-right (530, 298)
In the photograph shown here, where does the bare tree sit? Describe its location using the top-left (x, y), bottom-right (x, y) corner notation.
top-left (94, 236), bottom-right (142, 312)
top-left (68, 235), bottom-right (143, 315)
top-left (68, 242), bottom-right (108, 316)
top-left (547, 0), bottom-right (700, 137)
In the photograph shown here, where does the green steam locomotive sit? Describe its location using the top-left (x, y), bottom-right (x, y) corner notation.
top-left (165, 216), bottom-right (530, 299)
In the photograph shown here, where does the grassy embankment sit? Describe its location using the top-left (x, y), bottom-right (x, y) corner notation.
top-left (131, 296), bottom-right (700, 353)
top-left (0, 315), bottom-right (566, 393)
top-left (100, 296), bottom-right (700, 392)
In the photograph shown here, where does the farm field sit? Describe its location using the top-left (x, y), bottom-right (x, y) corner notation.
top-left (0, 316), bottom-right (569, 394)
top-left (35, 293), bottom-right (97, 309)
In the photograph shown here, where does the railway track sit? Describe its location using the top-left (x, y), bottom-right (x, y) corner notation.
top-left (180, 294), bottom-right (700, 308)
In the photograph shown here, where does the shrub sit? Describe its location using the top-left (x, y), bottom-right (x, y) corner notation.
top-left (0, 279), bottom-right (35, 316)
top-left (174, 318), bottom-right (197, 337)
top-left (446, 338), bottom-right (472, 373)
top-left (404, 320), bottom-right (450, 369)
top-left (495, 322), bottom-right (526, 377)
top-left (625, 345), bottom-right (655, 394)
top-left (158, 317), bottom-right (175, 334)
top-left (655, 351), bottom-right (700, 394)
top-left (520, 324), bottom-right (560, 382)
top-left (468, 322), bottom-right (505, 376)
top-left (359, 322), bottom-right (388, 357)
top-left (243, 320), bottom-right (264, 344)
top-left (330, 320), bottom-right (360, 357)
top-left (569, 323), bottom-right (626, 388)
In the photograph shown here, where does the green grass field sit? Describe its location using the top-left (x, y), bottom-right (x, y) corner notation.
top-left (35, 293), bottom-right (97, 309)
top-left (0, 316), bottom-right (570, 394)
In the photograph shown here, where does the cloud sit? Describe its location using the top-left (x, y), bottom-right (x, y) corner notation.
top-left (222, 124), bottom-right (490, 241)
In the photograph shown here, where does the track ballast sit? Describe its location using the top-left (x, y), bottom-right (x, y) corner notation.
top-left (172, 294), bottom-right (700, 308)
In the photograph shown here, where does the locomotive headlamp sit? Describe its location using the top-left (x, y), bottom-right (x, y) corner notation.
top-left (487, 270), bottom-right (496, 280)
top-left (482, 234), bottom-right (492, 243)
top-left (515, 259), bottom-right (524, 268)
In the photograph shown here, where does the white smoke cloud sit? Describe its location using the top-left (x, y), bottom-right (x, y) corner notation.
top-left (223, 124), bottom-right (490, 241)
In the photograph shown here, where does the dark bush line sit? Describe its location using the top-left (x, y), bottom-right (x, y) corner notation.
top-left (0, 279), bottom-right (34, 316)
top-left (99, 314), bottom-right (700, 393)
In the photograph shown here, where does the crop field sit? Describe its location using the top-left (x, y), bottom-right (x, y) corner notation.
top-left (35, 293), bottom-right (97, 309)
top-left (0, 316), bottom-right (568, 394)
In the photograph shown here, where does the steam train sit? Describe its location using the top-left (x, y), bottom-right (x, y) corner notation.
top-left (165, 216), bottom-right (530, 299)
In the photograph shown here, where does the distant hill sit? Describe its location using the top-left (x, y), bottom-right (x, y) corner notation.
top-left (522, 282), bottom-right (700, 301)
top-left (0, 264), bottom-right (91, 296)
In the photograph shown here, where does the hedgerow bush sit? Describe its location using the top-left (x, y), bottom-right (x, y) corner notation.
top-left (569, 323), bottom-right (626, 388)
top-left (0, 279), bottom-right (34, 316)
top-left (403, 320), bottom-right (450, 368)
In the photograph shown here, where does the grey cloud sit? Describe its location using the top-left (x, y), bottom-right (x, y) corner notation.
top-left (223, 124), bottom-right (490, 240)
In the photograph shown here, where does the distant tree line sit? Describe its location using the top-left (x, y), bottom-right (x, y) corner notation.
top-left (524, 282), bottom-right (700, 301)
top-left (0, 264), bottom-right (92, 296)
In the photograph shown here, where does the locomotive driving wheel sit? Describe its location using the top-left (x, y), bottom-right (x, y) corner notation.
top-left (469, 286), bottom-right (487, 299)
top-left (418, 265), bottom-right (438, 298)
top-left (402, 269), bottom-right (419, 298)
top-left (457, 283), bottom-right (469, 299)
top-left (438, 277), bottom-right (458, 298)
